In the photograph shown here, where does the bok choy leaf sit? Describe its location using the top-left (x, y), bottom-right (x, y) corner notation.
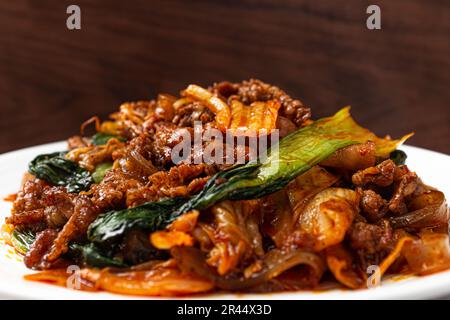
top-left (11, 228), bottom-right (36, 255)
top-left (28, 152), bottom-right (94, 193)
top-left (92, 132), bottom-right (126, 146)
top-left (92, 162), bottom-right (114, 183)
top-left (71, 243), bottom-right (127, 268)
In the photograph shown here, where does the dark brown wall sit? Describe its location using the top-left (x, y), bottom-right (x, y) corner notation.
top-left (0, 0), bottom-right (449, 154)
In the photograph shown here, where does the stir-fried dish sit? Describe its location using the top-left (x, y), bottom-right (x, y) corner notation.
top-left (2, 79), bottom-right (449, 296)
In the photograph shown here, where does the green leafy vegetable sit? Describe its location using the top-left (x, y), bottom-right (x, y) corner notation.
top-left (89, 197), bottom-right (186, 243)
top-left (390, 150), bottom-right (407, 165)
top-left (28, 152), bottom-right (94, 193)
top-left (92, 132), bottom-right (126, 146)
top-left (71, 243), bottom-right (127, 268)
top-left (88, 107), bottom-right (411, 244)
top-left (92, 162), bottom-right (114, 183)
top-left (11, 228), bottom-right (36, 254)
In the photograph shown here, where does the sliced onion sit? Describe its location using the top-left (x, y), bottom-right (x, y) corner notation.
top-left (402, 232), bottom-right (450, 275)
top-left (25, 269), bottom-right (95, 291)
top-left (390, 190), bottom-right (449, 230)
top-left (263, 166), bottom-right (338, 248)
top-left (27, 262), bottom-right (214, 296)
top-left (171, 246), bottom-right (325, 291)
top-left (297, 188), bottom-right (359, 251)
top-left (82, 268), bottom-right (214, 296)
top-left (320, 141), bottom-right (376, 171)
top-left (253, 248), bottom-right (326, 285)
top-left (326, 245), bottom-right (365, 289)
top-left (288, 166), bottom-right (340, 222)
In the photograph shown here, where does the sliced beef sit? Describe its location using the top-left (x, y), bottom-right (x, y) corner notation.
top-left (151, 122), bottom-right (191, 168)
top-left (125, 163), bottom-right (210, 207)
top-left (90, 169), bottom-right (142, 211)
top-left (347, 219), bottom-right (394, 269)
top-left (8, 180), bottom-right (75, 228)
top-left (24, 229), bottom-right (58, 269)
top-left (348, 220), bottom-right (393, 254)
top-left (43, 196), bottom-right (99, 266)
top-left (12, 179), bottom-right (47, 213)
top-left (6, 209), bottom-right (45, 226)
top-left (352, 159), bottom-right (396, 187)
top-left (42, 187), bottom-right (76, 228)
top-left (172, 101), bottom-right (215, 127)
top-left (359, 189), bottom-right (388, 222)
top-left (353, 161), bottom-right (420, 217)
top-left (388, 171), bottom-right (418, 214)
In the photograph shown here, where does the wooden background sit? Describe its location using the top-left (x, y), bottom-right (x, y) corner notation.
top-left (0, 0), bottom-right (449, 154)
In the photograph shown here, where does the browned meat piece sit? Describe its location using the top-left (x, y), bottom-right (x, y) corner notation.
top-left (24, 229), bottom-right (58, 269)
top-left (90, 169), bottom-right (142, 210)
top-left (151, 122), bottom-right (191, 168)
top-left (352, 159), bottom-right (396, 187)
top-left (6, 209), bottom-right (45, 226)
top-left (185, 138), bottom-right (252, 171)
top-left (353, 161), bottom-right (419, 216)
top-left (122, 134), bottom-right (153, 161)
top-left (43, 196), bottom-right (99, 265)
top-left (210, 81), bottom-right (239, 98)
top-left (276, 116), bottom-right (298, 138)
top-left (359, 189), bottom-right (388, 222)
top-left (12, 179), bottom-right (47, 213)
top-left (126, 163), bottom-right (209, 207)
top-left (8, 180), bottom-right (75, 228)
top-left (388, 171), bottom-right (418, 214)
top-left (348, 220), bottom-right (393, 254)
top-left (347, 219), bottom-right (394, 269)
top-left (42, 187), bottom-right (76, 228)
top-left (139, 95), bottom-right (178, 131)
top-left (172, 101), bottom-right (215, 127)
top-left (160, 163), bottom-right (208, 184)
top-left (213, 79), bottom-right (311, 127)
top-left (9, 180), bottom-right (82, 229)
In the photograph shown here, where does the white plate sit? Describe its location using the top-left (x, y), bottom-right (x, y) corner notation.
top-left (0, 142), bottom-right (449, 300)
